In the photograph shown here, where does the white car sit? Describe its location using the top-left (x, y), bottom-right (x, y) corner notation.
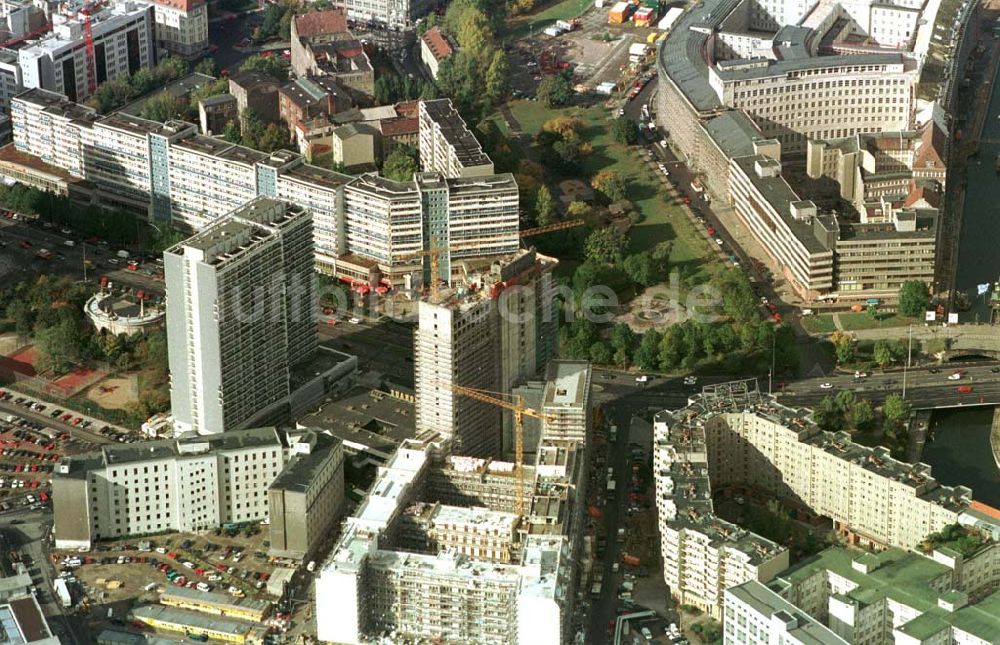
top-left (641, 627), bottom-right (653, 640)
top-left (715, 238), bottom-right (724, 246)
top-left (349, 317), bottom-right (362, 324)
top-left (635, 375), bottom-right (649, 383)
top-left (820, 382), bottom-right (834, 389)
top-left (947, 372), bottom-right (962, 380)
top-left (660, 139), bottom-right (668, 147)
top-left (683, 376), bottom-right (697, 385)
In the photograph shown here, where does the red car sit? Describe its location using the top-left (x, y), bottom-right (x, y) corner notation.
top-left (706, 226), bottom-right (715, 235)
top-left (18, 240), bottom-right (31, 249)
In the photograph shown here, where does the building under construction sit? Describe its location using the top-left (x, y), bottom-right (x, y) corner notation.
top-left (315, 360), bottom-right (592, 645)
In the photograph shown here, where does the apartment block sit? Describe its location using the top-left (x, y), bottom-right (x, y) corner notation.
top-left (51, 427), bottom-right (290, 549)
top-left (769, 544), bottom-right (1000, 644)
top-left (654, 380), bottom-right (980, 618)
top-left (164, 198), bottom-right (317, 436)
top-left (267, 431), bottom-right (346, 559)
top-left (18, 2), bottom-right (156, 103)
top-left (413, 251), bottom-right (559, 457)
top-left (418, 99), bottom-right (494, 178)
top-left (723, 581), bottom-right (848, 645)
top-left (316, 362), bottom-right (591, 645)
top-left (5, 90), bottom-right (521, 284)
top-left (133, 0), bottom-right (208, 59)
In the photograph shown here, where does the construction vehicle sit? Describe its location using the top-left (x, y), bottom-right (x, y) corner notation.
top-left (446, 384), bottom-right (557, 515)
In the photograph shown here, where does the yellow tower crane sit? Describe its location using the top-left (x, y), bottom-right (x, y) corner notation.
top-left (519, 219), bottom-right (585, 239)
top-left (446, 383), bottom-right (558, 516)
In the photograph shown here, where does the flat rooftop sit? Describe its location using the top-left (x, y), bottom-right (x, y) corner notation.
top-left (542, 360), bottom-right (590, 410)
top-left (297, 387), bottom-right (417, 457)
top-left (269, 433), bottom-right (342, 494)
top-left (420, 99), bottom-right (492, 169)
top-left (726, 581), bottom-right (847, 644)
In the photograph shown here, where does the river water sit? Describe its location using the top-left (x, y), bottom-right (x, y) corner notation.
top-left (954, 49), bottom-right (1000, 319)
top-left (923, 408), bottom-right (1000, 507)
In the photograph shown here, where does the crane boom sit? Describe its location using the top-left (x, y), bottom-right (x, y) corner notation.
top-left (519, 219), bottom-right (585, 238)
top-left (446, 383), bottom-right (557, 516)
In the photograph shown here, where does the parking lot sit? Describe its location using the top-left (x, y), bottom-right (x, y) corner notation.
top-left (0, 387), bottom-right (140, 444)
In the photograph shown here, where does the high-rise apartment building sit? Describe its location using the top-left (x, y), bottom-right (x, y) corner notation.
top-left (18, 2), bottom-right (156, 103)
top-left (413, 250), bottom-right (558, 456)
top-left (418, 99), bottom-right (494, 178)
top-left (5, 90), bottom-right (520, 284)
top-left (164, 198), bottom-right (317, 436)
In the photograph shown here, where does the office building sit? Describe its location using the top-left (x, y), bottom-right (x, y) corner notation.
top-left (414, 251), bottom-right (559, 456)
top-left (654, 380), bottom-right (978, 618)
top-left (767, 543), bottom-right (1000, 644)
top-left (51, 427), bottom-right (290, 549)
top-left (18, 2), bottom-right (156, 103)
top-left (5, 90), bottom-right (521, 284)
top-left (418, 99), bottom-right (493, 177)
top-left (315, 362), bottom-right (591, 645)
top-left (164, 198), bottom-right (317, 436)
top-left (723, 581), bottom-right (848, 645)
top-left (654, 0), bottom-right (948, 301)
top-left (133, 0), bottom-right (208, 59)
top-left (268, 431), bottom-right (346, 559)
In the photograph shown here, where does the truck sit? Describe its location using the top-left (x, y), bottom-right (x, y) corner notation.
top-left (607, 480), bottom-right (616, 492)
top-left (610, 425), bottom-right (617, 442)
top-left (590, 582), bottom-right (603, 597)
top-left (617, 527), bottom-right (626, 543)
top-left (622, 554), bottom-right (641, 566)
top-left (53, 578), bottom-right (72, 608)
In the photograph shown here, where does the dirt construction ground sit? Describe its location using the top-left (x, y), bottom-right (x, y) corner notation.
top-left (86, 375), bottom-right (139, 410)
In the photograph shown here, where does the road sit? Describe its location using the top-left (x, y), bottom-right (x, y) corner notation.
top-left (0, 219), bottom-right (165, 296)
top-left (586, 405), bottom-right (633, 644)
top-left (318, 316), bottom-right (416, 388)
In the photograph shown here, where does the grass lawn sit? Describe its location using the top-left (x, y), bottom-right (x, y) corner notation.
top-left (801, 314), bottom-right (837, 334)
top-left (837, 312), bottom-right (923, 331)
top-left (506, 0), bottom-right (595, 39)
top-left (507, 99), bottom-right (719, 283)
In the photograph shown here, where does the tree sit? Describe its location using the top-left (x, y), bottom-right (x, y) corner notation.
top-left (813, 395), bottom-right (843, 431)
top-left (240, 110), bottom-right (267, 150)
top-left (873, 339), bottom-right (896, 369)
top-left (831, 331), bottom-right (856, 364)
top-left (194, 58), bottom-right (216, 76)
top-left (239, 54), bottom-right (287, 81)
top-left (611, 119), bottom-right (640, 145)
top-left (634, 330), bottom-right (662, 371)
top-left (485, 50), bottom-right (510, 105)
top-left (35, 319), bottom-right (83, 374)
top-left (566, 201), bottom-right (591, 220)
top-left (140, 92), bottom-right (182, 122)
top-left (256, 124), bottom-right (288, 153)
top-left (591, 170), bottom-right (627, 203)
top-left (536, 73), bottom-right (573, 108)
top-left (610, 322), bottom-right (637, 363)
top-left (623, 252), bottom-right (654, 287)
top-left (852, 399), bottom-right (876, 431)
top-left (383, 146), bottom-right (419, 182)
top-left (589, 341), bottom-right (613, 365)
top-left (541, 116), bottom-right (582, 140)
top-left (585, 227), bottom-right (628, 264)
top-left (534, 184), bottom-right (556, 226)
top-left (883, 394), bottom-right (911, 422)
top-left (898, 280), bottom-right (931, 317)
top-left (222, 121), bottom-right (242, 144)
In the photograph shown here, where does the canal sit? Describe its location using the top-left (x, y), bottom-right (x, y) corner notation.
top-left (954, 40), bottom-right (1000, 320)
top-left (923, 407), bottom-right (1000, 507)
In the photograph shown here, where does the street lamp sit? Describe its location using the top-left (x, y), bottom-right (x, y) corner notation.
top-left (768, 330), bottom-right (776, 395)
top-left (902, 324), bottom-right (913, 399)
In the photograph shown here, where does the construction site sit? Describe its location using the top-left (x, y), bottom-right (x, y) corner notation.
top-left (314, 361), bottom-right (594, 645)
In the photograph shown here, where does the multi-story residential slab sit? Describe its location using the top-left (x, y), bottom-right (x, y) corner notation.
top-left (723, 581), bottom-right (848, 645)
top-left (5, 89), bottom-right (521, 285)
top-left (133, 0), bottom-right (208, 59)
top-left (654, 380), bottom-right (976, 618)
